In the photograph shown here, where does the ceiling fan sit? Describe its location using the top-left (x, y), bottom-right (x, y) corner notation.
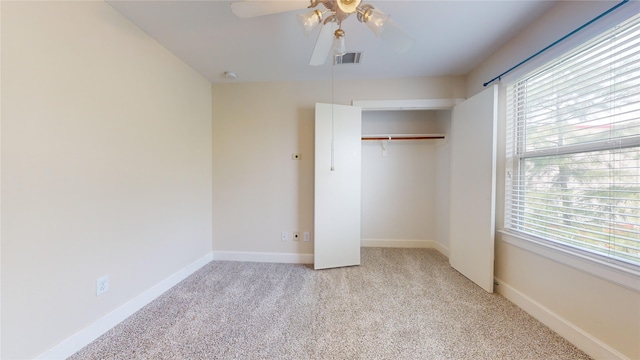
top-left (231, 0), bottom-right (415, 66)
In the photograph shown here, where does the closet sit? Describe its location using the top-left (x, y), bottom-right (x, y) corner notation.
top-left (360, 109), bottom-right (450, 250)
top-left (315, 87), bottom-right (498, 293)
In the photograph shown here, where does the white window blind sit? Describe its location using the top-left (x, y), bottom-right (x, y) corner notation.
top-left (505, 13), bottom-right (640, 267)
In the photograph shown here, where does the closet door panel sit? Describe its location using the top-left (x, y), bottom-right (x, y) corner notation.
top-left (314, 103), bottom-right (362, 269)
top-left (449, 85), bottom-right (498, 293)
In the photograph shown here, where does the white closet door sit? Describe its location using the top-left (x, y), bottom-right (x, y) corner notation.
top-left (314, 103), bottom-right (362, 270)
top-left (449, 85), bottom-right (498, 293)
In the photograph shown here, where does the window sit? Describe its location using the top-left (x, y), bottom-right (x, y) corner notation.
top-left (505, 14), bottom-right (640, 269)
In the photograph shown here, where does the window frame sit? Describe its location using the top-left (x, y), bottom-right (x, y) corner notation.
top-left (502, 12), bottom-right (640, 291)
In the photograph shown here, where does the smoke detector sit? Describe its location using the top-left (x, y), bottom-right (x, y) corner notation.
top-left (224, 71), bottom-right (238, 80)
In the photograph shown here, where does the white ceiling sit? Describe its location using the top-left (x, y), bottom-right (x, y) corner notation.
top-left (107, 0), bottom-right (559, 83)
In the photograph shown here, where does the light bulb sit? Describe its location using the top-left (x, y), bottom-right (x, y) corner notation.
top-left (333, 36), bottom-right (346, 56)
top-left (297, 10), bottom-right (323, 37)
top-left (362, 6), bottom-right (389, 37)
top-left (332, 28), bottom-right (346, 56)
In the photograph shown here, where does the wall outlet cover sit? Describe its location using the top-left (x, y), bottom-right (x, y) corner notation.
top-left (96, 275), bottom-right (109, 296)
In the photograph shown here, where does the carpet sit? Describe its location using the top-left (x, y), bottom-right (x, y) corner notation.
top-left (70, 248), bottom-right (590, 359)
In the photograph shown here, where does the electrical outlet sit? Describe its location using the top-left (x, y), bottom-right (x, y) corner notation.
top-left (303, 232), bottom-right (310, 242)
top-left (291, 153), bottom-right (302, 160)
top-left (281, 231), bottom-right (289, 241)
top-left (293, 232), bottom-right (300, 241)
top-left (96, 275), bottom-right (109, 296)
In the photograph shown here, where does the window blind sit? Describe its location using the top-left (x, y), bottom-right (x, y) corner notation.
top-left (505, 13), bottom-right (640, 267)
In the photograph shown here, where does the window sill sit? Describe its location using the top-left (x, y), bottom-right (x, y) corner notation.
top-left (498, 230), bottom-right (640, 293)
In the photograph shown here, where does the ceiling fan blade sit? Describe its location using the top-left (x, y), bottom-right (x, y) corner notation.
top-left (309, 22), bottom-right (337, 66)
top-left (231, 0), bottom-right (310, 19)
top-left (379, 18), bottom-right (415, 54)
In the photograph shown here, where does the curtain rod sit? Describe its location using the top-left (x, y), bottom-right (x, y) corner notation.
top-left (483, 0), bottom-right (629, 87)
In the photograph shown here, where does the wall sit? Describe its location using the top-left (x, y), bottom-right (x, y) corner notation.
top-left (361, 110), bottom-right (447, 247)
top-left (467, 2), bottom-right (640, 359)
top-left (1, 2), bottom-right (213, 358)
top-left (212, 77), bottom-right (465, 259)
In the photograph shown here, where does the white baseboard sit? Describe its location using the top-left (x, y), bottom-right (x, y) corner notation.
top-left (213, 251), bottom-right (314, 264)
top-left (495, 277), bottom-right (629, 360)
top-left (36, 252), bottom-right (214, 360)
top-left (212, 242), bottom-right (449, 266)
top-left (361, 239), bottom-right (449, 257)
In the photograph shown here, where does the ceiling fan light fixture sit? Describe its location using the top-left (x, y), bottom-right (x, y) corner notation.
top-left (229, 0), bottom-right (414, 65)
top-left (297, 9), bottom-right (324, 37)
top-left (332, 28), bottom-right (347, 56)
top-left (358, 5), bottom-right (389, 38)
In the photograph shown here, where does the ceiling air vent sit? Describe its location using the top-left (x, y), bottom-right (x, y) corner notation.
top-left (334, 52), bottom-right (362, 65)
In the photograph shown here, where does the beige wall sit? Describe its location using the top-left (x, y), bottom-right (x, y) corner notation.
top-left (1, 2), bottom-right (213, 358)
top-left (467, 2), bottom-right (640, 359)
top-left (212, 77), bottom-right (465, 254)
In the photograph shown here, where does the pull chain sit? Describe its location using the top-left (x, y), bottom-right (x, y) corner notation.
top-left (331, 54), bottom-right (335, 172)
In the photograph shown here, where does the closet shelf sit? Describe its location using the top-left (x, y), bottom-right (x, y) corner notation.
top-left (361, 134), bottom-right (446, 141)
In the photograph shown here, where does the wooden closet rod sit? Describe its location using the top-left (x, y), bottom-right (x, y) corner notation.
top-left (361, 135), bottom-right (445, 141)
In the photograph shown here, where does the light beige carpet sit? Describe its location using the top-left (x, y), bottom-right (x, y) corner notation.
top-left (70, 248), bottom-right (591, 359)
